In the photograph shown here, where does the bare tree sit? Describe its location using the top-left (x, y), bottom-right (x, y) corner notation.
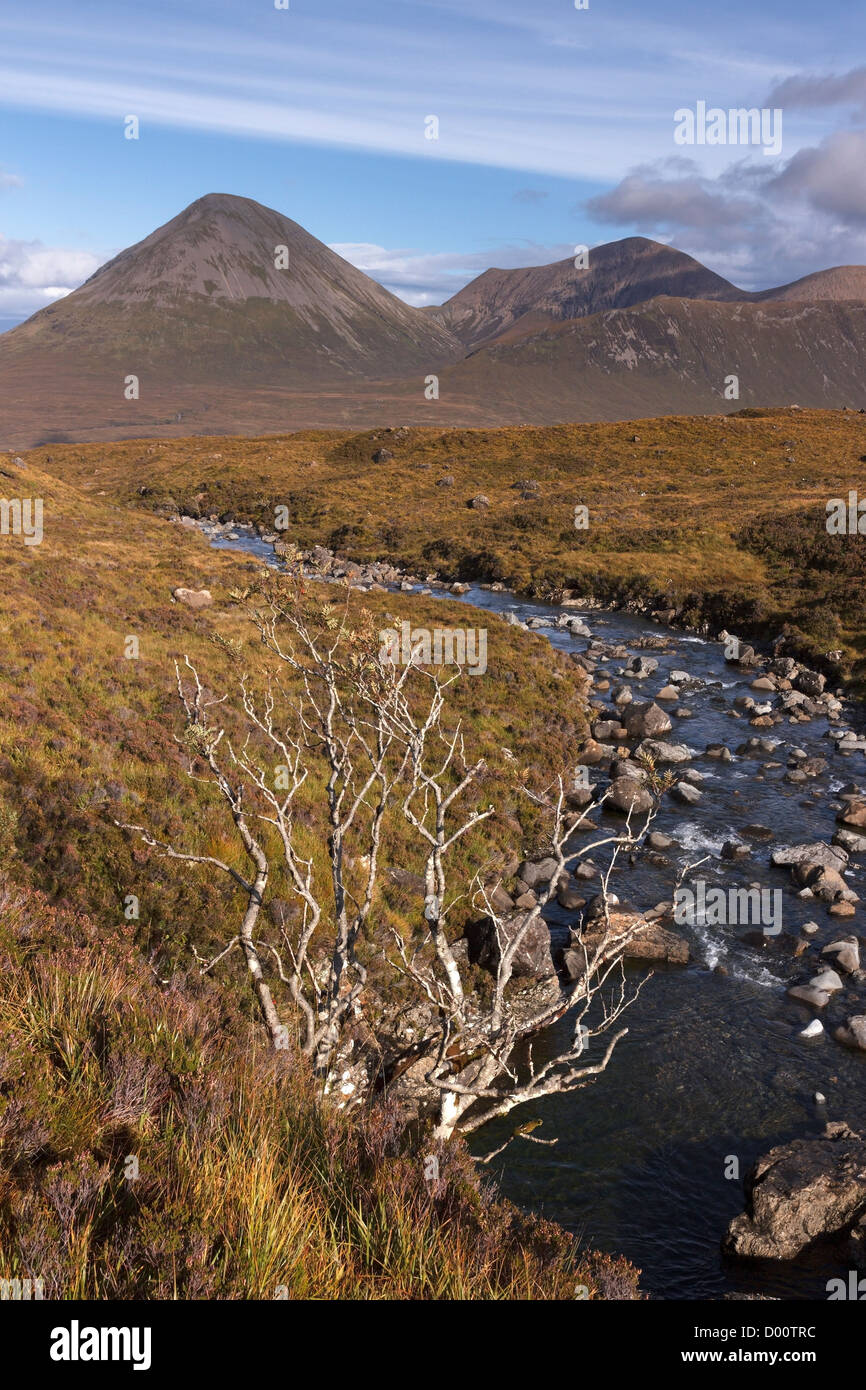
top-left (119, 575), bottom-right (660, 1139)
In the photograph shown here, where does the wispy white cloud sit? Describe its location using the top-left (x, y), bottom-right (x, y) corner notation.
top-left (0, 2), bottom-right (836, 181)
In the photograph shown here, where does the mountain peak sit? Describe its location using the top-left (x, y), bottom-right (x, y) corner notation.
top-left (433, 235), bottom-right (742, 349)
top-left (4, 191), bottom-right (460, 379)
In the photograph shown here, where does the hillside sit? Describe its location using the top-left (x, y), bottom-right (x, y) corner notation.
top-left (25, 406), bottom-right (866, 687)
top-left (430, 237), bottom-right (742, 350)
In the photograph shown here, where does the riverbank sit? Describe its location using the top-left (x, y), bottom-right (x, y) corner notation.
top-left (202, 514), bottom-right (866, 1298)
top-left (26, 406), bottom-right (866, 688)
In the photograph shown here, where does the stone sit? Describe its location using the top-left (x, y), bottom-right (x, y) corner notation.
top-left (722, 841), bottom-right (750, 861)
top-left (592, 719), bottom-right (626, 741)
top-left (470, 494), bottom-right (490, 510)
top-left (838, 799), bottom-right (866, 832)
top-left (799, 1019), bottom-right (824, 1039)
top-left (172, 587), bottom-right (213, 609)
top-left (609, 757), bottom-right (647, 782)
top-left (672, 781), bottom-right (702, 805)
top-left (623, 701), bottom-right (672, 739)
top-left (795, 669), bottom-right (826, 697)
top-left (829, 901), bottom-right (857, 919)
top-left (564, 911), bottom-right (689, 979)
top-left (787, 984), bottom-right (832, 1009)
top-left (625, 656), bottom-right (659, 679)
top-left (635, 739), bottom-right (692, 764)
top-left (822, 938), bottom-right (861, 974)
top-left (723, 1123), bottom-right (866, 1261)
top-left (647, 831), bottom-right (674, 850)
top-left (607, 779), bottom-right (654, 815)
top-left (517, 857), bottom-right (561, 891)
top-left (770, 842), bottom-right (848, 871)
top-left (656, 685), bottom-right (679, 700)
top-left (833, 829), bottom-right (866, 854)
top-left (465, 908), bottom-right (555, 979)
top-left (706, 744), bottom-right (733, 761)
top-left (835, 1017), bottom-right (866, 1052)
top-left (556, 885), bottom-right (586, 911)
top-left (808, 968), bottom-right (843, 993)
top-left (792, 864), bottom-right (847, 900)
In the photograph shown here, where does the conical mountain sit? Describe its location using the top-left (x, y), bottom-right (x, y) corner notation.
top-left (1, 193), bottom-right (460, 380)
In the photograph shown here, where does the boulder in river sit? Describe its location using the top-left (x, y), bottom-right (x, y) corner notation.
top-left (563, 910), bottom-right (689, 979)
top-left (771, 842), bottom-right (848, 872)
top-left (625, 656), bottom-right (659, 679)
top-left (607, 779), bottom-right (654, 815)
top-left (672, 781), bottom-right (702, 805)
top-left (835, 1016), bottom-right (866, 1052)
top-left (838, 798), bottom-right (866, 832)
top-left (833, 828), bottom-right (866, 854)
top-left (635, 739), bottom-right (692, 764)
top-left (623, 701), bottom-right (672, 739)
top-left (723, 1122), bottom-right (866, 1261)
top-left (516, 856), bottom-right (560, 891)
top-left (822, 937), bottom-right (861, 973)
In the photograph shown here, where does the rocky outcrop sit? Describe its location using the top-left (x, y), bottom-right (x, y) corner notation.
top-left (563, 909), bottom-right (689, 980)
top-left (465, 908), bottom-right (556, 980)
top-left (723, 1122), bottom-right (866, 1261)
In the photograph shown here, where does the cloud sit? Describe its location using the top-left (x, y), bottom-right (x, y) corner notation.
top-left (580, 139), bottom-right (866, 289)
top-left (513, 188), bottom-right (549, 204)
top-left (0, 3), bottom-right (829, 182)
top-left (587, 161), bottom-right (755, 232)
top-left (0, 168), bottom-right (23, 188)
top-left (768, 129), bottom-right (866, 224)
top-left (767, 66), bottom-right (866, 114)
top-left (330, 239), bottom-right (572, 304)
top-left (0, 237), bottom-right (102, 323)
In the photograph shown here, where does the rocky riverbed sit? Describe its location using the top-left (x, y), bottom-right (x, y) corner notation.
top-left (191, 513), bottom-right (866, 1299)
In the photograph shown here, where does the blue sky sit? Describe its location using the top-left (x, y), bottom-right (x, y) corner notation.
top-left (1, 0), bottom-right (865, 328)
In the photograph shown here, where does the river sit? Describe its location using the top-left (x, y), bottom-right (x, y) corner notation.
top-left (205, 522), bottom-right (866, 1300)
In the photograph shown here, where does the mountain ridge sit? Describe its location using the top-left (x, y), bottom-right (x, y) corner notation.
top-left (0, 191), bottom-right (864, 447)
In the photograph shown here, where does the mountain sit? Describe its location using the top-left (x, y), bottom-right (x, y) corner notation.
top-left (435, 296), bottom-right (866, 421)
top-left (429, 237), bottom-right (743, 350)
top-left (0, 193), bottom-right (460, 381)
top-left (756, 266), bottom-right (866, 304)
top-left (0, 195), bottom-right (864, 447)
